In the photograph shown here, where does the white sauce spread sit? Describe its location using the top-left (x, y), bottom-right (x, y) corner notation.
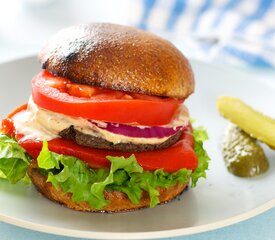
top-left (12, 97), bottom-right (189, 144)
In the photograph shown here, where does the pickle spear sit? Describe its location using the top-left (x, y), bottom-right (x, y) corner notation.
top-left (223, 124), bottom-right (269, 177)
top-left (217, 96), bottom-right (275, 149)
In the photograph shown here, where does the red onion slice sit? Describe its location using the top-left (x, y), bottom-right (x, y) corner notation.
top-left (91, 121), bottom-right (184, 138)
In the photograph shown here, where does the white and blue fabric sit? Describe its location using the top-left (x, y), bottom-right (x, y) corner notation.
top-left (131, 0), bottom-right (275, 68)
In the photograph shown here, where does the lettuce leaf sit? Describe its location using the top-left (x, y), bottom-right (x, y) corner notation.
top-left (191, 126), bottom-right (210, 187)
top-left (127, 168), bottom-right (191, 207)
top-left (37, 141), bottom-right (193, 209)
top-left (0, 170), bottom-right (6, 179)
top-left (0, 134), bottom-right (31, 183)
top-left (37, 141), bottom-right (61, 170)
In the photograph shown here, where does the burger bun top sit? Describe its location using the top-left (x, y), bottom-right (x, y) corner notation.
top-left (39, 23), bottom-right (194, 99)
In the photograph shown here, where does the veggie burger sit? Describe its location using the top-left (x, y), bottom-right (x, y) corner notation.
top-left (0, 23), bottom-right (209, 212)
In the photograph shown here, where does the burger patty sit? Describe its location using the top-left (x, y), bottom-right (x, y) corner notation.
top-left (59, 126), bottom-right (182, 152)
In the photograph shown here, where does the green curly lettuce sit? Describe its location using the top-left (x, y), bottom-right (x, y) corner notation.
top-left (37, 141), bottom-right (192, 209)
top-left (0, 134), bottom-right (31, 183)
top-left (191, 126), bottom-right (210, 187)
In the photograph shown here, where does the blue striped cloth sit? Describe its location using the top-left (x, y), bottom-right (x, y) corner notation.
top-left (130, 0), bottom-right (275, 68)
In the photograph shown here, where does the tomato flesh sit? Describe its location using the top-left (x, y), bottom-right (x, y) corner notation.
top-left (31, 71), bottom-right (182, 126)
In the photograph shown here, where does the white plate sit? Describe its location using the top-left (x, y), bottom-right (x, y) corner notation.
top-left (0, 56), bottom-right (275, 239)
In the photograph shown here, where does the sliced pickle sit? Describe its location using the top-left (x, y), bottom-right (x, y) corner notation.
top-left (217, 96), bottom-right (275, 149)
top-left (222, 124), bottom-right (269, 177)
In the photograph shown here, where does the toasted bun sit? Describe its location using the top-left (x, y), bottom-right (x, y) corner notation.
top-left (28, 161), bottom-right (188, 212)
top-left (39, 23), bottom-right (194, 99)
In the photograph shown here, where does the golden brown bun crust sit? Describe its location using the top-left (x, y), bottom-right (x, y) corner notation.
top-left (39, 23), bottom-right (194, 99)
top-left (28, 161), bottom-right (188, 212)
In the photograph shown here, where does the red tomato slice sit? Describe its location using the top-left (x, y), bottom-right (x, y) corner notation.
top-left (31, 71), bottom-right (182, 126)
top-left (1, 103), bottom-right (27, 137)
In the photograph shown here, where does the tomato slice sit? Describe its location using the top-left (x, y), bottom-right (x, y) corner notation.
top-left (1, 105), bottom-right (197, 172)
top-left (31, 71), bottom-right (182, 126)
top-left (1, 103), bottom-right (27, 137)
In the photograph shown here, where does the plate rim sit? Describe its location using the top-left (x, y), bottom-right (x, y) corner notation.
top-left (1, 199), bottom-right (274, 239)
top-left (0, 56), bottom-right (275, 239)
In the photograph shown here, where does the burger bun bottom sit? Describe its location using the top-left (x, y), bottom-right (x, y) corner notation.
top-left (28, 161), bottom-right (188, 212)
